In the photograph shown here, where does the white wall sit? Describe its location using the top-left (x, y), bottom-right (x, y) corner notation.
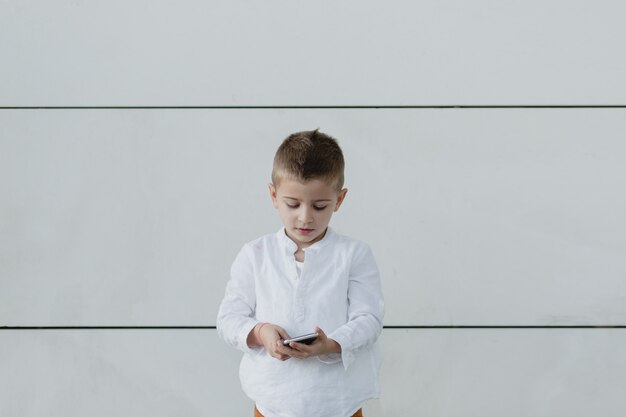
top-left (2, 1), bottom-right (626, 106)
top-left (1, 1), bottom-right (626, 416)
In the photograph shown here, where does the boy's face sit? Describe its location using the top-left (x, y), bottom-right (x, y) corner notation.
top-left (269, 178), bottom-right (347, 250)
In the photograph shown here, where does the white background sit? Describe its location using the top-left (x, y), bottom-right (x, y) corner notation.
top-left (1, 1), bottom-right (626, 416)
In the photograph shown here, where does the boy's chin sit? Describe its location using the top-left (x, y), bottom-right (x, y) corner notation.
top-left (287, 228), bottom-right (324, 244)
top-left (297, 228), bottom-right (327, 243)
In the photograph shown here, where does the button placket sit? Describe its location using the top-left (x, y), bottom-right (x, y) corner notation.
top-left (293, 258), bottom-right (305, 321)
top-left (294, 250), bottom-right (315, 322)
top-left (283, 249), bottom-right (303, 321)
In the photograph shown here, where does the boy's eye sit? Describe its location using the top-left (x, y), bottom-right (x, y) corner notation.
top-left (285, 204), bottom-right (328, 210)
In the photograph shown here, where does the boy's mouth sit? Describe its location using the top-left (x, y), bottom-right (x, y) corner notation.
top-left (297, 228), bottom-right (314, 234)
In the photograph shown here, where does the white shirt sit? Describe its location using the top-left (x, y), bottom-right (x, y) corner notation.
top-left (217, 227), bottom-right (385, 417)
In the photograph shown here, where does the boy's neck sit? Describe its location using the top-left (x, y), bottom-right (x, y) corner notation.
top-left (294, 249), bottom-right (305, 262)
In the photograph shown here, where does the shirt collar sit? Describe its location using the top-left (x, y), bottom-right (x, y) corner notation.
top-left (276, 226), bottom-right (336, 254)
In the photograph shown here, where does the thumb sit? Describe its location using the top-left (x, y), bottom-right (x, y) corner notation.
top-left (276, 327), bottom-right (290, 340)
top-left (315, 327), bottom-right (326, 338)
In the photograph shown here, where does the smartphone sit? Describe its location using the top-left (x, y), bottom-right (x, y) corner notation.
top-left (283, 332), bottom-right (319, 346)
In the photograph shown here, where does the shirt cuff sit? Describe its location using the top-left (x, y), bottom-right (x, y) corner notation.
top-left (239, 320), bottom-right (264, 355)
top-left (317, 352), bottom-right (342, 364)
top-left (326, 333), bottom-right (356, 370)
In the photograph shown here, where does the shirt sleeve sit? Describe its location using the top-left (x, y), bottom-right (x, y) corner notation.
top-left (325, 242), bottom-right (385, 370)
top-left (216, 244), bottom-right (263, 355)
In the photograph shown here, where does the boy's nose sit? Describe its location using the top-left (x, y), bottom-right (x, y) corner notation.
top-left (298, 207), bottom-right (313, 224)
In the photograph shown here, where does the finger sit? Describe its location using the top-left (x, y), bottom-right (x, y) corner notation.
top-left (286, 348), bottom-right (309, 359)
top-left (276, 339), bottom-right (289, 350)
top-left (289, 342), bottom-right (315, 357)
top-left (289, 342), bottom-right (313, 352)
top-left (275, 340), bottom-right (295, 355)
top-left (276, 327), bottom-right (291, 340)
top-left (271, 349), bottom-right (290, 360)
top-left (311, 328), bottom-right (323, 343)
top-left (315, 327), bottom-right (327, 339)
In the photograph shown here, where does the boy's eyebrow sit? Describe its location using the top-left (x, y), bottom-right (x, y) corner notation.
top-left (283, 196), bottom-right (333, 202)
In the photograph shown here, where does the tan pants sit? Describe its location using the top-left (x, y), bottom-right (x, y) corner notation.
top-left (254, 405), bottom-right (363, 417)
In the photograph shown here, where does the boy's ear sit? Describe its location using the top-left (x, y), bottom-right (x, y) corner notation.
top-left (268, 183), bottom-right (279, 208)
top-left (334, 188), bottom-right (348, 212)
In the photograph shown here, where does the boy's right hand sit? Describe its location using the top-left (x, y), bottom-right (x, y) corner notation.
top-left (254, 323), bottom-right (292, 361)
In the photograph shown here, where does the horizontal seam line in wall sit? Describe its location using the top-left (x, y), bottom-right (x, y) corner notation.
top-left (1, 326), bottom-right (625, 330)
top-left (1, 105), bottom-right (626, 110)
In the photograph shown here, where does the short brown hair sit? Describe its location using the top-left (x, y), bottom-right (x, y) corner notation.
top-left (271, 129), bottom-right (345, 191)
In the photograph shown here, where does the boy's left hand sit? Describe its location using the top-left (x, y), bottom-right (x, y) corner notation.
top-left (283, 327), bottom-right (341, 359)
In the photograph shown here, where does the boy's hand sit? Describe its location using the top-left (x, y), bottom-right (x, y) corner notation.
top-left (284, 327), bottom-right (341, 359)
top-left (255, 323), bottom-right (293, 361)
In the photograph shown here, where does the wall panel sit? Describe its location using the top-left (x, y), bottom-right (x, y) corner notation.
top-left (1, 1), bottom-right (625, 106)
top-left (1, 109), bottom-right (625, 326)
top-left (1, 329), bottom-right (625, 417)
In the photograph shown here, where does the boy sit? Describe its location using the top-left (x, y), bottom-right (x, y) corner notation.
top-left (217, 129), bottom-right (384, 417)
